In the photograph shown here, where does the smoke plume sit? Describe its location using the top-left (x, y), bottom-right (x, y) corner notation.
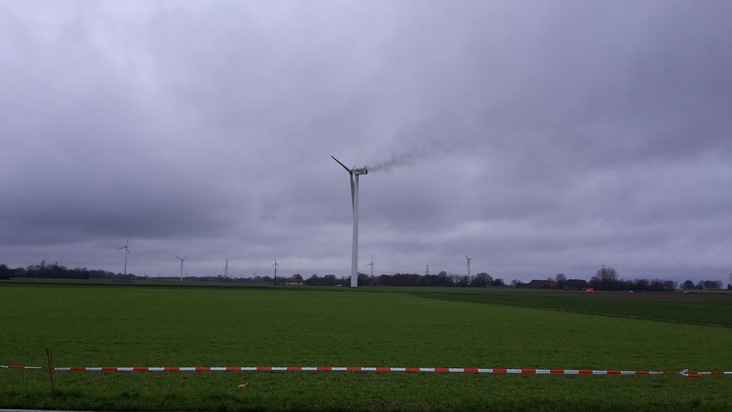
top-left (367, 152), bottom-right (421, 173)
top-left (367, 140), bottom-right (455, 173)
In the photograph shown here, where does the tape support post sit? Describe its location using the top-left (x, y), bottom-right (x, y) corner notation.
top-left (2, 365), bottom-right (731, 377)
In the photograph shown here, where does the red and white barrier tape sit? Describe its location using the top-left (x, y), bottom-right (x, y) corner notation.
top-left (2, 365), bottom-right (730, 377)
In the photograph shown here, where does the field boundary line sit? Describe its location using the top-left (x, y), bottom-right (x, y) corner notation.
top-left (3, 365), bottom-right (730, 378)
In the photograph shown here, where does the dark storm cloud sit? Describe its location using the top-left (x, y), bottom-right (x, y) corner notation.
top-left (1, 1), bottom-right (731, 282)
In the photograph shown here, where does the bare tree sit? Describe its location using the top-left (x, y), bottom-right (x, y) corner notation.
top-left (555, 273), bottom-right (567, 289)
top-left (595, 265), bottom-right (617, 281)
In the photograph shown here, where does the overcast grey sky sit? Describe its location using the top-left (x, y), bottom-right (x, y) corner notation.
top-left (2, 1), bottom-right (731, 283)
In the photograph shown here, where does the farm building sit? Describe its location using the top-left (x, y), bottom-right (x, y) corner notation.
top-left (517, 279), bottom-right (589, 290)
top-left (563, 279), bottom-right (589, 290)
top-left (519, 280), bottom-right (553, 289)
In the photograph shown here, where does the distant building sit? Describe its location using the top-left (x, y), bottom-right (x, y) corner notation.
top-left (563, 279), bottom-right (589, 290)
top-left (516, 278), bottom-right (589, 290)
top-left (520, 280), bottom-right (552, 289)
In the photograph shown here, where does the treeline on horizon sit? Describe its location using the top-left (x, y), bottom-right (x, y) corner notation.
top-left (584, 266), bottom-right (727, 291)
top-left (0, 261), bottom-right (728, 291)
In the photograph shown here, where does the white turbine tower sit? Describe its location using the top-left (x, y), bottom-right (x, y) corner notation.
top-left (271, 256), bottom-right (279, 285)
top-left (466, 255), bottom-right (472, 278)
top-left (118, 238), bottom-right (131, 276)
top-left (332, 155), bottom-right (368, 288)
top-left (175, 254), bottom-right (189, 282)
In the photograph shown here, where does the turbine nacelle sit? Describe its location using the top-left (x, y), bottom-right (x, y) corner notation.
top-left (331, 156), bottom-right (368, 175)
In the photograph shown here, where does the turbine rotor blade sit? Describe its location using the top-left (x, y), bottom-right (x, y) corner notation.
top-left (331, 156), bottom-right (353, 174)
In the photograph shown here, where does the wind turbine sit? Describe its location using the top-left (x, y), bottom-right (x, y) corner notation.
top-left (118, 238), bottom-right (131, 276)
top-left (365, 255), bottom-right (374, 277)
top-left (332, 155), bottom-right (368, 287)
top-left (466, 256), bottom-right (472, 278)
top-left (271, 256), bottom-right (279, 285)
top-left (175, 254), bottom-right (189, 282)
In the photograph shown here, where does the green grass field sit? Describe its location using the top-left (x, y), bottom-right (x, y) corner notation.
top-left (1, 283), bottom-right (731, 411)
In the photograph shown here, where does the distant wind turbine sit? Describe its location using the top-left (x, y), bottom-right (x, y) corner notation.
top-left (175, 254), bottom-right (189, 282)
top-left (271, 256), bottom-right (279, 285)
top-left (332, 155), bottom-right (368, 288)
top-left (466, 256), bottom-right (472, 278)
top-left (118, 238), bottom-right (131, 276)
top-left (365, 255), bottom-right (375, 277)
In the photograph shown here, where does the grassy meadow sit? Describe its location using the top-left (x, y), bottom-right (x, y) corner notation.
top-left (1, 282), bottom-right (731, 411)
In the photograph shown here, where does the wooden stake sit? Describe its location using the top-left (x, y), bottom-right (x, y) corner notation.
top-left (46, 347), bottom-right (55, 395)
